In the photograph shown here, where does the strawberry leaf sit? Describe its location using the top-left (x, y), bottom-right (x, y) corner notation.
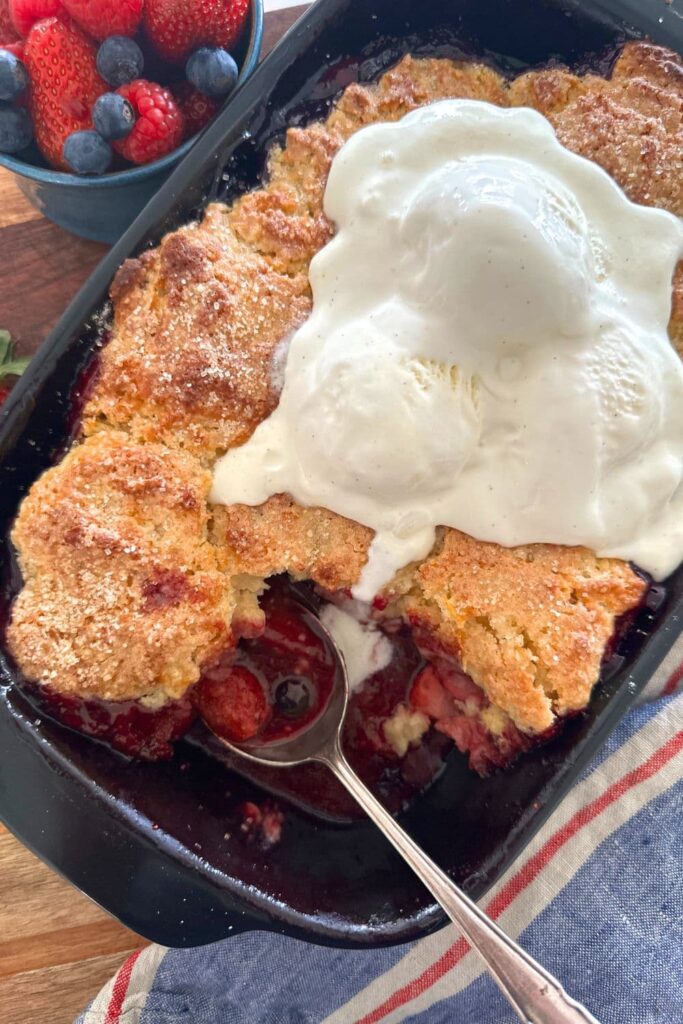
top-left (0, 329), bottom-right (30, 380)
top-left (0, 329), bottom-right (10, 364)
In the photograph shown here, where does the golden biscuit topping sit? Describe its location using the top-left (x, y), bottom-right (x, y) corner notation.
top-left (8, 433), bottom-right (259, 703)
top-left (10, 42), bottom-right (679, 732)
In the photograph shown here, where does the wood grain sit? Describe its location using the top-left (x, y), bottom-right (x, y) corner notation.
top-left (0, 187), bottom-right (106, 351)
top-left (0, 8), bottom-right (306, 1022)
top-left (1, 954), bottom-right (138, 1024)
top-left (0, 825), bottom-right (142, 1023)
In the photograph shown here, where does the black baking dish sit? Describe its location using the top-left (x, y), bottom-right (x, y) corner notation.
top-left (1, 0), bottom-right (682, 950)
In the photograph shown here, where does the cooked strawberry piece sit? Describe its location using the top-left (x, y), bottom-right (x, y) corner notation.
top-left (436, 713), bottom-right (486, 750)
top-left (143, 0), bottom-right (249, 63)
top-left (196, 663), bottom-right (271, 743)
top-left (409, 666), bottom-right (457, 720)
top-left (61, 0), bottom-right (143, 41)
top-left (434, 659), bottom-right (486, 706)
top-left (239, 799), bottom-right (284, 847)
top-left (240, 800), bottom-right (262, 827)
top-left (436, 714), bottom-right (504, 775)
top-left (24, 16), bottom-right (107, 170)
top-left (9, 0), bottom-right (62, 38)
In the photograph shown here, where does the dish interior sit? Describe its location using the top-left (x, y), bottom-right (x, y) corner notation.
top-left (0, 0), bottom-right (682, 948)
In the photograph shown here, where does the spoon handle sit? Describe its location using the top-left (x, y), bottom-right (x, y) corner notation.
top-left (326, 746), bottom-right (600, 1024)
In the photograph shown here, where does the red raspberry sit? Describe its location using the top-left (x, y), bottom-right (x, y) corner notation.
top-left (172, 81), bottom-right (219, 139)
top-left (195, 664), bottom-right (271, 743)
top-left (9, 0), bottom-right (62, 37)
top-left (61, 0), bottom-right (143, 42)
top-left (114, 79), bottom-right (184, 165)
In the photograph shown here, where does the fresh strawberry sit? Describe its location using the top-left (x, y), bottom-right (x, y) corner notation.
top-left (61, 0), bottom-right (143, 41)
top-left (0, 0), bottom-right (20, 41)
top-left (114, 78), bottom-right (183, 164)
top-left (172, 81), bottom-right (218, 138)
top-left (24, 17), bottom-right (107, 170)
top-left (9, 0), bottom-right (62, 38)
top-left (0, 330), bottom-right (29, 406)
top-left (1, 39), bottom-right (23, 57)
top-left (144, 0), bottom-right (249, 63)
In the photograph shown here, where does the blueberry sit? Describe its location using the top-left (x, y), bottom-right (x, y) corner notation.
top-left (186, 47), bottom-right (238, 98)
top-left (63, 130), bottom-right (113, 175)
top-left (93, 93), bottom-right (136, 141)
top-left (0, 103), bottom-right (32, 154)
top-left (96, 36), bottom-right (144, 88)
top-left (0, 51), bottom-right (29, 101)
top-left (274, 677), bottom-right (313, 718)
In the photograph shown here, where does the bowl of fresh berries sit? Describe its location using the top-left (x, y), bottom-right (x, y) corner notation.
top-left (0, 0), bottom-right (263, 243)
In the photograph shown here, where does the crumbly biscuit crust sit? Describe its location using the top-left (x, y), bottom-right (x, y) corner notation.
top-left (11, 42), bottom-right (679, 724)
top-left (8, 432), bottom-right (256, 703)
top-left (382, 530), bottom-right (645, 734)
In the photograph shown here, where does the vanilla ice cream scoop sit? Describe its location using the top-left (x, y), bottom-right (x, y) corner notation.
top-left (399, 159), bottom-right (596, 362)
top-left (294, 337), bottom-right (480, 505)
top-left (211, 100), bottom-right (683, 599)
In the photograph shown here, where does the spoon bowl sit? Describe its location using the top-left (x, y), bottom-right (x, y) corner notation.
top-left (230, 601), bottom-right (349, 767)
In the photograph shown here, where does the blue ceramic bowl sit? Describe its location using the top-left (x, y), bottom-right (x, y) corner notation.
top-left (0, 1), bottom-right (263, 244)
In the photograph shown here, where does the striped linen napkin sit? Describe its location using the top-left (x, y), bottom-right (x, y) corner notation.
top-left (76, 639), bottom-right (683, 1024)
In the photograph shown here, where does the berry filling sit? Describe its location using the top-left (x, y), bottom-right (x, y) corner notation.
top-left (5, 571), bottom-right (655, 825)
top-left (195, 586), bottom-right (337, 745)
top-left (409, 661), bottom-right (536, 776)
top-left (33, 687), bottom-right (197, 760)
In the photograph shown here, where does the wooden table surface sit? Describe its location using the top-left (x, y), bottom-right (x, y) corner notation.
top-left (0, 7), bottom-right (304, 1022)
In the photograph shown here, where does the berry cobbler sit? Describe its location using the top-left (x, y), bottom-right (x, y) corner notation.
top-left (6, 41), bottom-right (683, 808)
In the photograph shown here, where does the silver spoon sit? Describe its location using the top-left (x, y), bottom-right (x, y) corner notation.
top-left (212, 597), bottom-right (600, 1024)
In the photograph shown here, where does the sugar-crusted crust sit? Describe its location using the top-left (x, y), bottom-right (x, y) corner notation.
top-left (84, 44), bottom-right (683, 459)
top-left (212, 495), bottom-right (373, 594)
top-left (7, 432), bottom-right (260, 703)
top-left (10, 43), bottom-right (675, 726)
top-left (382, 530), bottom-right (645, 734)
top-left (509, 42), bottom-right (683, 214)
top-left (84, 207), bottom-right (312, 460)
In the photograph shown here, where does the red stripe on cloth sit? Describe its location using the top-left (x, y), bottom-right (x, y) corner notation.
top-left (663, 661), bottom-right (683, 697)
top-left (104, 949), bottom-right (143, 1024)
top-left (356, 728), bottom-right (683, 1024)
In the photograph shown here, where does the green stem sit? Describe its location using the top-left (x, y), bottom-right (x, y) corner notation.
top-left (0, 358), bottom-right (30, 378)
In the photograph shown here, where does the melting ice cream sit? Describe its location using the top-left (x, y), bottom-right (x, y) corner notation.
top-left (212, 100), bottom-right (683, 599)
